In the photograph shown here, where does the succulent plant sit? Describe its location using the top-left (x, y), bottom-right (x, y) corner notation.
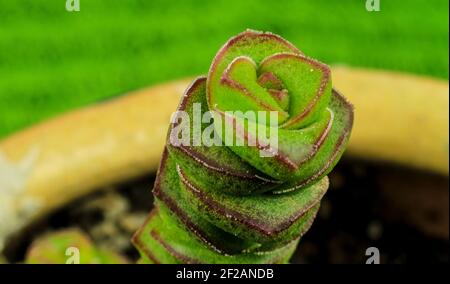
top-left (132, 30), bottom-right (354, 264)
top-left (25, 229), bottom-right (128, 264)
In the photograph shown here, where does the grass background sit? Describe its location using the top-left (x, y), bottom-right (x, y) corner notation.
top-left (0, 0), bottom-right (448, 138)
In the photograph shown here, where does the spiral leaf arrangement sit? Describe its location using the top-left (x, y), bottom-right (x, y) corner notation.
top-left (132, 30), bottom-right (353, 264)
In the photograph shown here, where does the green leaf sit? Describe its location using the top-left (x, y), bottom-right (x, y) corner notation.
top-left (25, 229), bottom-right (128, 264)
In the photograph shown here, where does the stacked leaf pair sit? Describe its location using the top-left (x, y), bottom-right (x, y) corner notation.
top-left (133, 30), bottom-right (353, 264)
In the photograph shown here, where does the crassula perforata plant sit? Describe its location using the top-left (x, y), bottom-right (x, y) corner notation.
top-left (26, 229), bottom-right (128, 264)
top-left (132, 30), bottom-right (354, 264)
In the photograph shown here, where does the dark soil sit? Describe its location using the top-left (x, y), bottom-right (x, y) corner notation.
top-left (4, 159), bottom-right (449, 264)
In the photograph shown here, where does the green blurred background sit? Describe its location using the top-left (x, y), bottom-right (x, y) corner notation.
top-left (0, 0), bottom-right (448, 138)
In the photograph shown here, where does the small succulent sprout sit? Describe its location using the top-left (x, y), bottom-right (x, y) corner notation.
top-left (133, 30), bottom-right (354, 264)
top-left (25, 229), bottom-right (128, 264)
